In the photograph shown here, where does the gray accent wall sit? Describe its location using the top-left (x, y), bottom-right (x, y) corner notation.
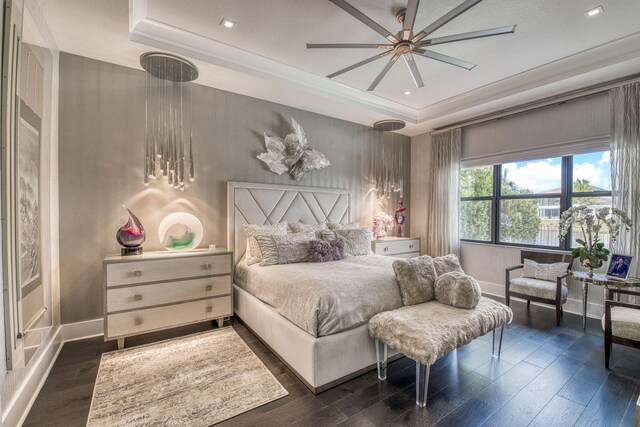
top-left (58, 53), bottom-right (410, 324)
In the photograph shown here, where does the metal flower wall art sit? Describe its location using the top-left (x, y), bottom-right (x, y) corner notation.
top-left (258, 118), bottom-right (330, 181)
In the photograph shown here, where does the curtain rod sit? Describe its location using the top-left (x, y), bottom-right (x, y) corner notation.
top-left (432, 73), bottom-right (640, 133)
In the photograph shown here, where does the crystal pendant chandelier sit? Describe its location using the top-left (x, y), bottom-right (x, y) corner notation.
top-left (140, 52), bottom-right (198, 190)
top-left (371, 136), bottom-right (404, 199)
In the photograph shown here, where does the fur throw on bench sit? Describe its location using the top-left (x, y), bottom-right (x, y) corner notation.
top-left (369, 297), bottom-right (512, 365)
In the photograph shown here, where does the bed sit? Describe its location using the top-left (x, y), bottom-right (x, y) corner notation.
top-left (227, 181), bottom-right (402, 393)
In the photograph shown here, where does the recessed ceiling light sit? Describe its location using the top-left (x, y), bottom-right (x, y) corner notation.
top-left (220, 18), bottom-right (236, 29)
top-left (584, 6), bottom-right (603, 17)
top-left (403, 90), bottom-right (411, 95)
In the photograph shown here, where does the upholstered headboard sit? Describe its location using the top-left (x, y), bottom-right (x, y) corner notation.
top-left (227, 181), bottom-right (351, 264)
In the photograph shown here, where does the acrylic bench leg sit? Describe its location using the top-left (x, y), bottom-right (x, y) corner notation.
top-left (492, 325), bottom-right (504, 358)
top-left (416, 361), bottom-right (431, 408)
top-left (375, 339), bottom-right (387, 380)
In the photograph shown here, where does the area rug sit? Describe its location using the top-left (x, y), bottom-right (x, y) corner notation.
top-left (86, 327), bottom-right (288, 426)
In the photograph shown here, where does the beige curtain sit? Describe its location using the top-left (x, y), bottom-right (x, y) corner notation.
top-left (610, 83), bottom-right (640, 281)
top-left (426, 128), bottom-right (461, 256)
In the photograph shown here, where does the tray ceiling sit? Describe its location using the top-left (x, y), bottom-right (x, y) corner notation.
top-left (38, 0), bottom-right (640, 136)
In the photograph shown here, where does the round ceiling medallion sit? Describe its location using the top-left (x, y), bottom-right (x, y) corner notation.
top-left (373, 119), bottom-right (406, 132)
top-left (140, 52), bottom-right (199, 82)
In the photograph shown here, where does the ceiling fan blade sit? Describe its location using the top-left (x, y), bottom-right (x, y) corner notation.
top-left (401, 0), bottom-right (420, 40)
top-left (412, 0), bottom-right (484, 43)
top-left (414, 49), bottom-right (476, 70)
top-left (330, 0), bottom-right (399, 43)
top-left (367, 53), bottom-right (400, 91)
top-left (327, 50), bottom-right (394, 79)
top-left (307, 43), bottom-right (393, 49)
top-left (403, 54), bottom-right (424, 88)
top-left (417, 25), bottom-right (516, 47)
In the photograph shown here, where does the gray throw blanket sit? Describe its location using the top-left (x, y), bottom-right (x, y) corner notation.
top-left (235, 255), bottom-right (403, 337)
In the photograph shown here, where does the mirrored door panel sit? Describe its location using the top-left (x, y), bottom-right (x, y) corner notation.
top-left (15, 3), bottom-right (53, 366)
top-left (2, 0), bottom-right (54, 369)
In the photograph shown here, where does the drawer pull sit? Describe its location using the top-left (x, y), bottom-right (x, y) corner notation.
top-left (205, 306), bottom-right (213, 313)
top-left (133, 294), bottom-right (143, 301)
top-left (203, 263), bottom-right (213, 270)
top-left (409, 244), bottom-right (414, 249)
top-left (134, 317), bottom-right (143, 326)
top-left (205, 285), bottom-right (213, 291)
top-left (383, 247), bottom-right (389, 252)
top-left (132, 270), bottom-right (143, 277)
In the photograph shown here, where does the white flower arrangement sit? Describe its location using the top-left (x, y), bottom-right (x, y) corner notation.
top-left (558, 204), bottom-right (632, 274)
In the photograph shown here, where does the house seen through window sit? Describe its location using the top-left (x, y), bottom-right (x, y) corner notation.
top-left (460, 150), bottom-right (612, 249)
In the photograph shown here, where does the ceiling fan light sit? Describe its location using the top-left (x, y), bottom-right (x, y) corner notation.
top-left (314, 0), bottom-right (515, 92)
top-left (584, 6), bottom-right (603, 17)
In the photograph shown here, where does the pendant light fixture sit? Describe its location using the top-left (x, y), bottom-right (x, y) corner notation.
top-left (371, 127), bottom-right (404, 199)
top-left (140, 52), bottom-right (198, 190)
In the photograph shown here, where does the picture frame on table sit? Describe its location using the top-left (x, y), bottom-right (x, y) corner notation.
top-left (606, 254), bottom-right (633, 279)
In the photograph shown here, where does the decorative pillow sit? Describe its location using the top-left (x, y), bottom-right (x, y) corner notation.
top-left (321, 228), bottom-right (372, 256)
top-left (289, 221), bottom-right (328, 238)
top-left (327, 221), bottom-right (361, 230)
top-left (254, 231), bottom-right (315, 266)
top-left (392, 256), bottom-right (437, 306)
top-left (432, 254), bottom-right (465, 277)
top-left (307, 239), bottom-right (345, 263)
top-left (243, 222), bottom-right (289, 265)
top-left (522, 258), bottom-right (569, 282)
top-left (434, 272), bottom-right (482, 309)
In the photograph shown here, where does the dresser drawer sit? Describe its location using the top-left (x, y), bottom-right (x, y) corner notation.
top-left (106, 254), bottom-right (231, 287)
top-left (106, 296), bottom-right (231, 339)
top-left (373, 239), bottom-right (419, 256)
top-left (106, 276), bottom-right (231, 313)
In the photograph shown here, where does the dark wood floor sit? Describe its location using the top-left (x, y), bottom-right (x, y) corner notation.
top-left (25, 298), bottom-right (640, 427)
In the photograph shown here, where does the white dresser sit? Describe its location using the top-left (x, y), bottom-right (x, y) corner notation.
top-left (371, 237), bottom-right (420, 258)
top-left (103, 249), bottom-right (233, 349)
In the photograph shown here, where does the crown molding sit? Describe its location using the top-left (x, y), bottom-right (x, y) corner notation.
top-left (128, 0), bottom-right (417, 124)
top-left (416, 31), bottom-right (640, 124)
top-left (128, 0), bottom-right (640, 136)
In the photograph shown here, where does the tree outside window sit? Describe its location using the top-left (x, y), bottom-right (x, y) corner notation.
top-left (460, 150), bottom-right (612, 249)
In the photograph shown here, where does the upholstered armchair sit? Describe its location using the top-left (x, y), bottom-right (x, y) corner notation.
top-left (604, 288), bottom-right (640, 369)
top-left (505, 250), bottom-right (572, 325)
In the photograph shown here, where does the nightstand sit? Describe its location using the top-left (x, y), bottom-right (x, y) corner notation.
top-left (371, 237), bottom-right (420, 258)
top-left (103, 249), bottom-right (233, 349)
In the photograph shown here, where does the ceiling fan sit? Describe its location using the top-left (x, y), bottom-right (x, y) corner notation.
top-left (307, 0), bottom-right (516, 91)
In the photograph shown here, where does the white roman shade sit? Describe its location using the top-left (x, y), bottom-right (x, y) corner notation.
top-left (461, 91), bottom-right (611, 167)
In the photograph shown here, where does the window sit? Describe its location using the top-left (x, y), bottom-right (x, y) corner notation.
top-left (460, 150), bottom-right (612, 249)
top-left (460, 166), bottom-right (492, 242)
top-left (570, 151), bottom-right (612, 248)
top-left (500, 157), bottom-right (562, 246)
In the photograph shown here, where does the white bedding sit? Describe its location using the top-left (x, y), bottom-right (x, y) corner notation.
top-left (234, 255), bottom-right (403, 337)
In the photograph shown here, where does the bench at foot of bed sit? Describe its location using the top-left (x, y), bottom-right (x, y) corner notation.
top-left (369, 297), bottom-right (513, 408)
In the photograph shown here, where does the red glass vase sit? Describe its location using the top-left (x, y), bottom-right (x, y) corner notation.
top-left (116, 206), bottom-right (145, 255)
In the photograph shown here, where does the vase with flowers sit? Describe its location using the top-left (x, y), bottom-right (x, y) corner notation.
top-left (558, 204), bottom-right (632, 277)
top-left (371, 212), bottom-right (395, 239)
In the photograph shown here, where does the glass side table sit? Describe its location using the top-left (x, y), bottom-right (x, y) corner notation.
top-left (570, 271), bottom-right (640, 329)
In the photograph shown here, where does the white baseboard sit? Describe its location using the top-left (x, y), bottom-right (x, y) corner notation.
top-left (478, 280), bottom-right (603, 319)
top-left (477, 281), bottom-right (505, 297)
top-left (61, 318), bottom-right (104, 342)
top-left (4, 319), bottom-right (104, 426)
top-left (2, 326), bottom-right (63, 427)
